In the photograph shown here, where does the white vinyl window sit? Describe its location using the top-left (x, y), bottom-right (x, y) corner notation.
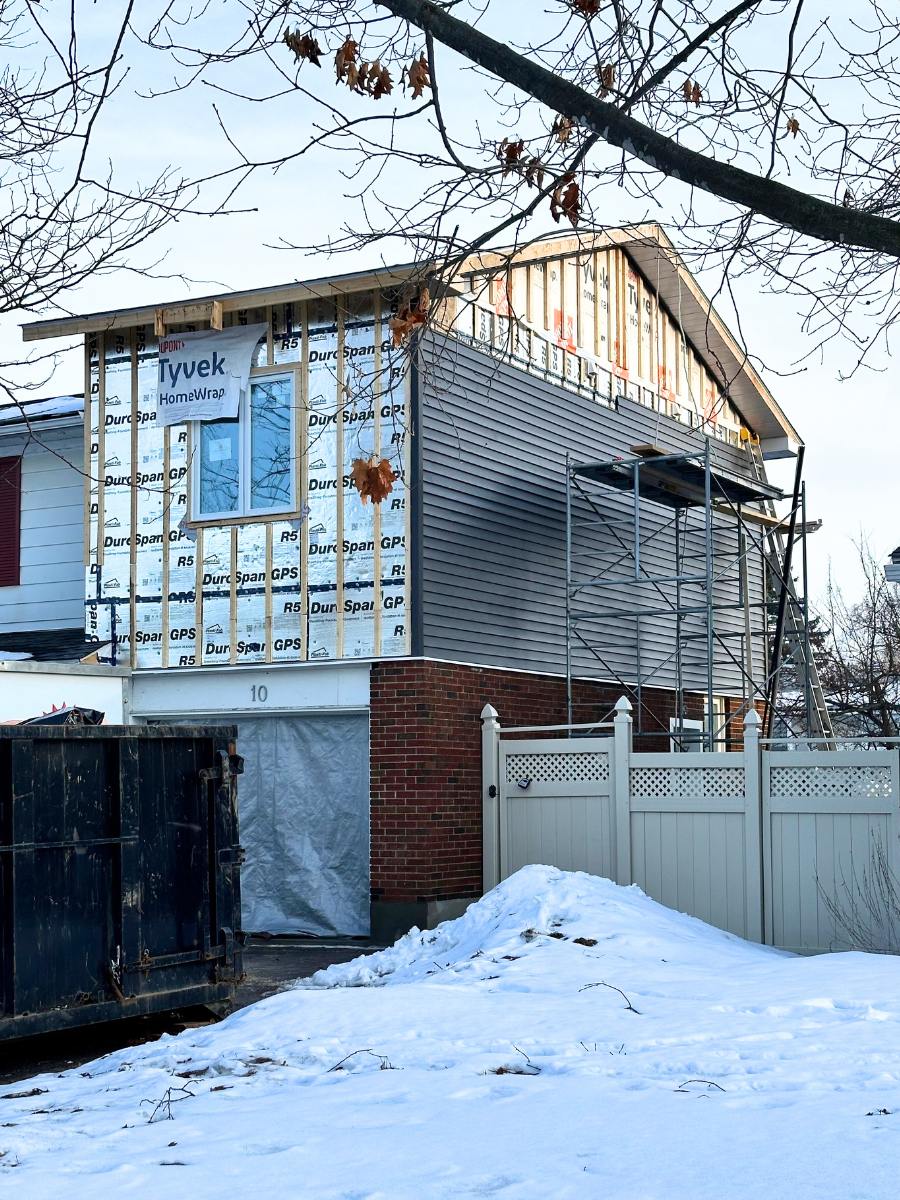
top-left (669, 717), bottom-right (704, 752)
top-left (669, 699), bottom-right (727, 752)
top-left (194, 374), bottom-right (295, 519)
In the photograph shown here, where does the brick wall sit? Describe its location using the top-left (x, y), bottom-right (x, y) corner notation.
top-left (369, 659), bottom-right (706, 907)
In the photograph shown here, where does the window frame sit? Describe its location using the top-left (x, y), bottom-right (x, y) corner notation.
top-left (191, 370), bottom-right (296, 523)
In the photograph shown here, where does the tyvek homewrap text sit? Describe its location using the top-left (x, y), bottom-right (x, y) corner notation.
top-left (155, 323), bottom-right (267, 426)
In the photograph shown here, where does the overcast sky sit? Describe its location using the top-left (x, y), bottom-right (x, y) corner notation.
top-left (1, 2), bottom-right (893, 605)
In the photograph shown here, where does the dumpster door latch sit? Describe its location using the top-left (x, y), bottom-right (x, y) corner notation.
top-left (200, 749), bottom-right (245, 787)
top-left (107, 944), bottom-right (126, 1004)
top-left (218, 845), bottom-right (246, 866)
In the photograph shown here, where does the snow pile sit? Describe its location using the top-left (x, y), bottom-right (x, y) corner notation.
top-left (3, 866), bottom-right (900, 1198)
top-left (303, 865), bottom-right (768, 990)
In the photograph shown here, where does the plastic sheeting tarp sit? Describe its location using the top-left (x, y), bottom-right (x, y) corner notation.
top-left (199, 712), bottom-right (370, 936)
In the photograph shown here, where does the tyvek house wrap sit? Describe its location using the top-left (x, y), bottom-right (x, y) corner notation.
top-left (86, 314), bottom-right (408, 668)
top-left (200, 711), bottom-right (370, 936)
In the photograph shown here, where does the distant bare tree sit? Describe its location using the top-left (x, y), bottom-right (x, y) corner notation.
top-left (0, 0), bottom-right (215, 417)
top-left (817, 544), bottom-right (900, 739)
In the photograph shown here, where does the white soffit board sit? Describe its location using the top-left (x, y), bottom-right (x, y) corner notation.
top-left (130, 662), bottom-right (371, 717)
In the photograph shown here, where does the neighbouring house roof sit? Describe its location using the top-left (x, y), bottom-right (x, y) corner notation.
top-left (17, 224), bottom-right (799, 445)
top-left (0, 394), bottom-right (84, 434)
top-left (0, 628), bottom-right (98, 663)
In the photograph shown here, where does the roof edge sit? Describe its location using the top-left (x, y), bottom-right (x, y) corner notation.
top-left (21, 262), bottom-right (426, 343)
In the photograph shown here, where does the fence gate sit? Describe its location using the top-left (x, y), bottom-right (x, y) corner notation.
top-left (483, 700), bottom-right (900, 954)
top-left (498, 737), bottom-right (615, 881)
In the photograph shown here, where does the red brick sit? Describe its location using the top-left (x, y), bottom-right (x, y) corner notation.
top-left (369, 660), bottom-right (714, 904)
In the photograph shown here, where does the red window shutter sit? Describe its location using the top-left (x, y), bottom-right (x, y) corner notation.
top-left (0, 456), bottom-right (22, 587)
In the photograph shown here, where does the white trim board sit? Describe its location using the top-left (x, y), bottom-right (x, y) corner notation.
top-left (130, 661), bottom-right (370, 717)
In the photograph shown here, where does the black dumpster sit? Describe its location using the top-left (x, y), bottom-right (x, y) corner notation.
top-left (0, 724), bottom-right (243, 1042)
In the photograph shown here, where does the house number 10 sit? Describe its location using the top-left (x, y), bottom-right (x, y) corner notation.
top-left (251, 685), bottom-right (269, 703)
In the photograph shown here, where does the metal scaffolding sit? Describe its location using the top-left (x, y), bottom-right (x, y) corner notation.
top-left (565, 440), bottom-right (829, 749)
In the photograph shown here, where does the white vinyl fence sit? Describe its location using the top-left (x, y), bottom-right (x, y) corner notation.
top-left (482, 699), bottom-right (900, 953)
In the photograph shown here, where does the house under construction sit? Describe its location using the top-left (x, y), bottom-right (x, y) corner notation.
top-left (6, 223), bottom-right (828, 938)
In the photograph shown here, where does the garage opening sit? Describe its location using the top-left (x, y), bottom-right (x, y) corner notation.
top-left (172, 712), bottom-right (370, 936)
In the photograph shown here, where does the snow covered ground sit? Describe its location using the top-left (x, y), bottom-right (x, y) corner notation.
top-left (3, 866), bottom-right (900, 1198)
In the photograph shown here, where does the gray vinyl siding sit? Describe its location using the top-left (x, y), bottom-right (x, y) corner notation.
top-left (417, 334), bottom-right (767, 693)
top-left (0, 425), bottom-right (84, 632)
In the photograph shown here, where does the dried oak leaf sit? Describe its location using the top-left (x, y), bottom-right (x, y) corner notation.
top-left (284, 29), bottom-right (322, 68)
top-left (786, 116), bottom-right (800, 137)
top-left (552, 115), bottom-right (575, 145)
top-left (335, 37), bottom-right (359, 84)
top-left (550, 174), bottom-right (580, 227)
top-left (524, 156), bottom-right (545, 188)
top-left (597, 63), bottom-right (615, 97)
top-left (497, 137), bottom-right (525, 174)
top-left (388, 288), bottom-right (431, 347)
top-left (406, 52), bottom-right (431, 98)
top-left (690, 81), bottom-right (702, 105)
top-left (570, 0), bottom-right (601, 14)
top-left (372, 63), bottom-right (393, 99)
top-left (350, 456), bottom-right (398, 505)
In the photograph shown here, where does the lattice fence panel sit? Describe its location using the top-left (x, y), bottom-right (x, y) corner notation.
top-left (504, 752), bottom-right (610, 785)
top-left (629, 766), bottom-right (745, 800)
top-left (768, 765), bottom-right (893, 801)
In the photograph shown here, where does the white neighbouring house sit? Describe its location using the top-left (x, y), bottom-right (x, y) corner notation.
top-left (0, 395), bottom-right (129, 721)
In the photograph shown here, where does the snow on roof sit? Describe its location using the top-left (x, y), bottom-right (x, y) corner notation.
top-left (0, 394), bottom-right (83, 427)
top-left (2, 864), bottom-right (898, 1196)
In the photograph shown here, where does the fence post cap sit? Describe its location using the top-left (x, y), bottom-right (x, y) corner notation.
top-left (744, 708), bottom-right (762, 730)
top-left (481, 703), bottom-right (500, 722)
top-left (614, 696), bottom-right (633, 714)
